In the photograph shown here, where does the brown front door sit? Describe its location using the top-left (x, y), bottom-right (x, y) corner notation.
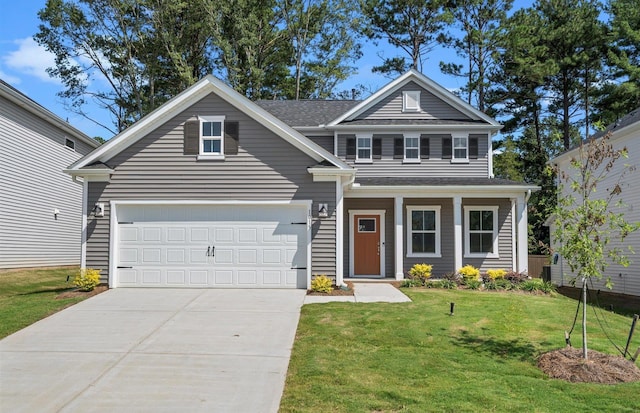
top-left (354, 214), bottom-right (381, 275)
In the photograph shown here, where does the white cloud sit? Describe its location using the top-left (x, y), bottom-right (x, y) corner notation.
top-left (3, 37), bottom-right (60, 84)
top-left (0, 69), bottom-right (21, 85)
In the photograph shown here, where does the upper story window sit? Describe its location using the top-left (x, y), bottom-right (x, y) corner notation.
top-left (464, 206), bottom-right (499, 258)
top-left (402, 91), bottom-right (421, 112)
top-left (64, 138), bottom-right (75, 151)
top-left (407, 206), bottom-right (441, 257)
top-left (356, 134), bottom-right (372, 162)
top-left (199, 115), bottom-right (225, 159)
top-left (453, 134), bottom-right (468, 160)
top-left (404, 134), bottom-right (420, 161)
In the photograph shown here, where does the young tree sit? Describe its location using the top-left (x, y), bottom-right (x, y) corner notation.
top-left (553, 133), bottom-right (639, 360)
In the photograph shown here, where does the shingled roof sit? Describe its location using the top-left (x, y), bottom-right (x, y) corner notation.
top-left (255, 100), bottom-right (360, 127)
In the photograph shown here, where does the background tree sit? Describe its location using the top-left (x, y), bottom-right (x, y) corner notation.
top-left (359, 0), bottom-right (452, 76)
top-left (553, 133), bottom-right (638, 359)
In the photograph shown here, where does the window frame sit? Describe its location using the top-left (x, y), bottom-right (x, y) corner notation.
top-left (464, 206), bottom-right (499, 258)
top-left (64, 137), bottom-right (76, 151)
top-left (451, 133), bottom-right (469, 163)
top-left (402, 91), bottom-right (421, 112)
top-left (406, 206), bottom-right (441, 258)
top-left (355, 133), bottom-right (373, 163)
top-left (198, 115), bottom-right (225, 160)
top-left (403, 133), bottom-right (420, 163)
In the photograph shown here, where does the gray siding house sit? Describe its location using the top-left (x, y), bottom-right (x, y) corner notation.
top-left (549, 108), bottom-right (640, 297)
top-left (0, 80), bottom-right (99, 268)
top-left (66, 70), bottom-right (538, 288)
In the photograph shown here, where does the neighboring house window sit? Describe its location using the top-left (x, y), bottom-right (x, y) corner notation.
top-left (465, 206), bottom-right (499, 257)
top-left (403, 91), bottom-right (421, 112)
top-left (356, 134), bottom-right (372, 162)
top-left (404, 134), bottom-right (420, 161)
top-left (407, 206), bottom-right (441, 257)
top-left (65, 138), bottom-right (75, 151)
top-left (200, 115), bottom-right (225, 157)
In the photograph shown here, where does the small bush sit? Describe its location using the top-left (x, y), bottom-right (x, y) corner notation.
top-left (439, 279), bottom-right (458, 290)
top-left (458, 265), bottom-right (481, 282)
top-left (408, 263), bottom-right (433, 282)
top-left (519, 279), bottom-right (557, 294)
top-left (73, 268), bottom-right (101, 291)
top-left (465, 280), bottom-right (482, 290)
top-left (311, 275), bottom-right (333, 293)
top-left (443, 272), bottom-right (462, 284)
top-left (505, 271), bottom-right (529, 284)
top-left (401, 278), bottom-right (422, 288)
top-left (486, 269), bottom-right (507, 280)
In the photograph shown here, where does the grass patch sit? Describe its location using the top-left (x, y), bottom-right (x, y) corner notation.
top-left (281, 289), bottom-right (640, 412)
top-left (0, 266), bottom-right (90, 338)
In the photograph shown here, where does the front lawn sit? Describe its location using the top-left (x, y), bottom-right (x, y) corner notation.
top-left (281, 289), bottom-right (640, 412)
top-left (0, 266), bottom-right (92, 338)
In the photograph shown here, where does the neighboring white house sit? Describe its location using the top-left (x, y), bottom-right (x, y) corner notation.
top-left (549, 107), bottom-right (640, 297)
top-left (0, 80), bottom-right (100, 268)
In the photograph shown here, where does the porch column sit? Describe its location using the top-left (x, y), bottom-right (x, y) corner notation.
top-left (516, 194), bottom-right (528, 273)
top-left (394, 196), bottom-right (404, 280)
top-left (335, 177), bottom-right (344, 286)
top-left (453, 196), bottom-right (463, 271)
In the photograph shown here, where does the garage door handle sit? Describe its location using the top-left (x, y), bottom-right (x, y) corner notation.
top-left (211, 246), bottom-right (215, 257)
top-left (291, 267), bottom-right (307, 270)
top-left (207, 246), bottom-right (211, 256)
top-left (118, 266), bottom-right (133, 269)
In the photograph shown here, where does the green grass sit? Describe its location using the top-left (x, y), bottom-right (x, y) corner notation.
top-left (281, 289), bottom-right (640, 413)
top-left (0, 266), bottom-right (88, 338)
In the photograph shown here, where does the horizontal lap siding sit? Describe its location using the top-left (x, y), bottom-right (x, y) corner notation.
top-left (359, 81), bottom-right (472, 120)
top-left (0, 96), bottom-right (91, 268)
top-left (306, 135), bottom-right (334, 153)
top-left (338, 134), bottom-right (489, 177)
top-left (85, 93), bottom-right (336, 281)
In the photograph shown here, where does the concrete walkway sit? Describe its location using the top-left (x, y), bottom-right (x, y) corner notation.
top-left (1, 289), bottom-right (306, 413)
top-left (304, 282), bottom-right (411, 304)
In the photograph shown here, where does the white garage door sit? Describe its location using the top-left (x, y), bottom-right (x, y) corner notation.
top-left (114, 203), bottom-right (309, 288)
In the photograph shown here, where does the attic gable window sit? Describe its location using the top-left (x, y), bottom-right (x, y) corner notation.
top-left (65, 138), bottom-right (76, 151)
top-left (199, 115), bottom-right (225, 159)
top-left (402, 91), bottom-right (421, 112)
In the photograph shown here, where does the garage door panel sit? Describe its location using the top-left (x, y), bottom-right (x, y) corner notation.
top-left (238, 249), bottom-right (257, 264)
top-left (214, 270), bottom-right (233, 285)
top-left (263, 249), bottom-right (281, 264)
top-left (190, 228), bottom-right (209, 242)
top-left (167, 270), bottom-right (185, 284)
top-left (189, 270), bottom-right (209, 285)
top-left (142, 270), bottom-right (162, 285)
top-left (167, 228), bottom-right (186, 242)
top-left (166, 249), bottom-right (185, 264)
top-left (238, 228), bottom-right (257, 243)
top-left (238, 270), bottom-right (257, 285)
top-left (214, 228), bottom-right (234, 242)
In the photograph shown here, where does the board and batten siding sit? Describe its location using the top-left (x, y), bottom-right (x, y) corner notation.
top-left (358, 81), bottom-right (473, 121)
top-left (0, 95), bottom-right (93, 268)
top-left (337, 133), bottom-right (489, 178)
top-left (551, 129), bottom-right (640, 297)
top-left (84, 92), bottom-right (337, 281)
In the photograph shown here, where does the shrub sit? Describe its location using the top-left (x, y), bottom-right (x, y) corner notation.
top-left (408, 263), bottom-right (433, 282)
top-left (310, 275), bottom-right (333, 293)
top-left (401, 278), bottom-right (422, 288)
top-left (505, 271), bottom-right (529, 284)
top-left (486, 269), bottom-right (507, 280)
top-left (465, 280), bottom-right (482, 290)
top-left (73, 268), bottom-right (101, 291)
top-left (439, 279), bottom-right (458, 290)
top-left (458, 265), bottom-right (481, 282)
top-left (519, 279), bottom-right (557, 294)
top-left (443, 272), bottom-right (462, 284)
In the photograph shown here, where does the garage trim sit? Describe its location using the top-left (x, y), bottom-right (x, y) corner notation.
top-left (108, 200), bottom-right (312, 289)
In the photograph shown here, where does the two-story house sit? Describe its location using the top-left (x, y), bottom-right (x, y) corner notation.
top-left (65, 70), bottom-right (538, 288)
top-left (0, 80), bottom-right (100, 268)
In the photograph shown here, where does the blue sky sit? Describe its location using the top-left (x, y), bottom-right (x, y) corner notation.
top-left (1, 1), bottom-right (532, 140)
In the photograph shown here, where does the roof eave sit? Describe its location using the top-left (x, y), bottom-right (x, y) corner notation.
top-left (329, 124), bottom-right (502, 132)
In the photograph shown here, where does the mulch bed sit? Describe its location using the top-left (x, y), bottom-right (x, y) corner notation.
top-left (307, 281), bottom-right (355, 296)
top-left (56, 284), bottom-right (108, 300)
top-left (538, 347), bottom-right (640, 383)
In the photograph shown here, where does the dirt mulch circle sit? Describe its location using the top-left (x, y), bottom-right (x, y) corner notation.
top-left (56, 285), bottom-right (108, 300)
top-left (307, 281), bottom-right (355, 296)
top-left (538, 347), bottom-right (640, 384)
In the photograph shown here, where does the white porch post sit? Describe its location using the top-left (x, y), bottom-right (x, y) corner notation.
top-left (335, 177), bottom-right (344, 286)
top-left (80, 179), bottom-right (88, 269)
top-left (453, 196), bottom-right (463, 271)
top-left (394, 196), bottom-right (404, 280)
top-left (516, 195), bottom-right (528, 273)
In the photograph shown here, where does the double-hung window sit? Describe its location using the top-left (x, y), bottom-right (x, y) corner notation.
top-left (404, 134), bottom-right (420, 162)
top-left (407, 206), bottom-right (441, 257)
top-left (200, 115), bottom-right (225, 158)
top-left (452, 133), bottom-right (468, 161)
top-left (356, 134), bottom-right (372, 162)
top-left (465, 206), bottom-right (499, 257)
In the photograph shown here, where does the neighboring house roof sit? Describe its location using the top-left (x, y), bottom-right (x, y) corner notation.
top-left (0, 80), bottom-right (99, 149)
top-left (326, 69), bottom-right (502, 129)
top-left (255, 100), bottom-right (360, 127)
top-left (66, 75), bottom-right (352, 173)
top-left (552, 107), bottom-right (640, 163)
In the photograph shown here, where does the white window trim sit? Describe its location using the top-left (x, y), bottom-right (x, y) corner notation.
top-left (464, 205), bottom-right (499, 258)
top-left (451, 132), bottom-right (469, 163)
top-left (402, 91), bottom-right (421, 112)
top-left (198, 115), bottom-right (225, 160)
top-left (407, 205), bottom-right (441, 258)
top-left (64, 137), bottom-right (76, 151)
top-left (403, 133), bottom-right (421, 163)
top-left (355, 133), bottom-right (372, 163)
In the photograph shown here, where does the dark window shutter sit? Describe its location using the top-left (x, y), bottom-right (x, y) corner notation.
top-left (442, 137), bottom-right (452, 159)
top-left (224, 121), bottom-right (239, 155)
top-left (393, 138), bottom-right (403, 159)
top-left (420, 137), bottom-right (430, 159)
top-left (469, 136), bottom-right (478, 159)
top-left (346, 138), bottom-right (356, 159)
top-left (373, 138), bottom-right (382, 159)
top-left (184, 120), bottom-right (199, 155)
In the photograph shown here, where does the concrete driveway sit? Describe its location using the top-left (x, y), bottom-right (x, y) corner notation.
top-left (1, 288), bottom-right (306, 412)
